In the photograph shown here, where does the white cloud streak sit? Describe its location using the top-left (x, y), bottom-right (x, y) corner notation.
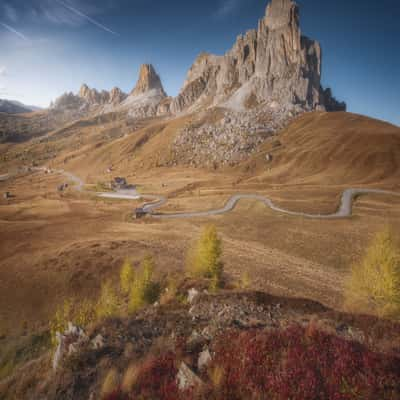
top-left (55, 0), bottom-right (119, 36)
top-left (0, 22), bottom-right (28, 41)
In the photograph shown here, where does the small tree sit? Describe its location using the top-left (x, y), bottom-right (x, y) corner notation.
top-left (120, 259), bottom-right (135, 295)
top-left (96, 280), bottom-right (119, 320)
top-left (187, 225), bottom-right (224, 290)
top-left (129, 255), bottom-right (160, 313)
top-left (49, 300), bottom-right (72, 347)
top-left (345, 229), bottom-right (400, 319)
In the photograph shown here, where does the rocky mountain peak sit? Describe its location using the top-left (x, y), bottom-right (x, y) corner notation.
top-left (170, 0), bottom-right (344, 115)
top-left (131, 64), bottom-right (166, 97)
top-left (264, 0), bottom-right (299, 30)
top-left (78, 84), bottom-right (90, 98)
top-left (78, 84), bottom-right (104, 104)
top-left (109, 87), bottom-right (127, 104)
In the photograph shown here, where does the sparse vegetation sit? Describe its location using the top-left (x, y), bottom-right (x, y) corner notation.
top-left (48, 255), bottom-right (161, 348)
top-left (95, 182), bottom-right (112, 192)
top-left (129, 255), bottom-right (160, 313)
top-left (345, 228), bottom-right (400, 319)
top-left (49, 300), bottom-right (73, 347)
top-left (120, 260), bottom-right (135, 295)
top-left (96, 280), bottom-right (120, 320)
top-left (49, 298), bottom-right (97, 346)
top-left (187, 225), bottom-right (224, 290)
top-left (0, 332), bottom-right (51, 380)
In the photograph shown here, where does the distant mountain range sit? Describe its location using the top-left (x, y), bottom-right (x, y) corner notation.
top-left (0, 99), bottom-right (43, 114)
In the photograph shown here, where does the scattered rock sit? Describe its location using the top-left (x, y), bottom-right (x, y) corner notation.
top-left (188, 288), bottom-right (200, 304)
top-left (186, 330), bottom-right (208, 351)
top-left (176, 362), bottom-right (204, 391)
top-left (52, 323), bottom-right (89, 371)
top-left (197, 348), bottom-right (212, 371)
top-left (91, 334), bottom-right (105, 350)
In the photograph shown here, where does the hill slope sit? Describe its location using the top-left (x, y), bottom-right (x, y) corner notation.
top-left (241, 112), bottom-right (400, 186)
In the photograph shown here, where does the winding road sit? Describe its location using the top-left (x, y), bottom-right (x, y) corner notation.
top-left (3, 167), bottom-right (400, 220)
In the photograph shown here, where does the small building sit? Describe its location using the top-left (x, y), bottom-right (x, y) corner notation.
top-left (57, 183), bottom-right (68, 192)
top-left (134, 208), bottom-right (147, 219)
top-left (111, 177), bottom-right (128, 190)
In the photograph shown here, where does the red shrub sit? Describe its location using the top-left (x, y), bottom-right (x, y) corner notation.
top-left (105, 326), bottom-right (400, 400)
top-left (211, 326), bottom-right (400, 400)
top-left (114, 352), bottom-right (180, 400)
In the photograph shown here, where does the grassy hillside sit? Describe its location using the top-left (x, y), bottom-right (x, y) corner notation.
top-left (243, 112), bottom-right (400, 186)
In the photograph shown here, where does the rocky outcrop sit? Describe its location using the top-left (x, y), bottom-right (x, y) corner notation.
top-left (171, 0), bottom-right (345, 114)
top-left (114, 64), bottom-right (167, 119)
top-left (171, 105), bottom-right (298, 167)
top-left (53, 84), bottom-right (128, 113)
top-left (50, 64), bottom-right (168, 120)
top-left (131, 64), bottom-right (166, 97)
top-left (109, 87), bottom-right (127, 104)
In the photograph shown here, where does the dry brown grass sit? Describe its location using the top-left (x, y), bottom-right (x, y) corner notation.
top-left (0, 111), bottom-right (399, 340)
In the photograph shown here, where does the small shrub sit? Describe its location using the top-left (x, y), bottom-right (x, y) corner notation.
top-left (121, 364), bottom-right (140, 394)
top-left (96, 280), bottom-right (120, 320)
top-left (120, 259), bottom-right (135, 295)
top-left (75, 298), bottom-right (96, 328)
top-left (49, 300), bottom-right (72, 347)
top-left (50, 298), bottom-right (97, 346)
top-left (129, 353), bottom-right (179, 400)
top-left (159, 276), bottom-right (179, 305)
top-left (345, 229), bottom-right (400, 319)
top-left (187, 225), bottom-right (224, 290)
top-left (101, 368), bottom-right (120, 399)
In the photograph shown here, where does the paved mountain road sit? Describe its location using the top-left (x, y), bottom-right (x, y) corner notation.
top-left (4, 168), bottom-right (400, 220)
top-left (55, 169), bottom-right (400, 220)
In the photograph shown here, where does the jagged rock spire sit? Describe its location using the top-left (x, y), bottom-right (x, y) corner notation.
top-left (264, 0), bottom-right (299, 30)
top-left (131, 64), bottom-right (166, 97)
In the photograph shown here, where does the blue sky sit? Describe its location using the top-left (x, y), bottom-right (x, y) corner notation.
top-left (0, 0), bottom-right (399, 126)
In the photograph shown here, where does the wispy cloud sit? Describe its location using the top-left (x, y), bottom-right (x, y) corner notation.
top-left (214, 0), bottom-right (242, 19)
top-left (0, 22), bottom-right (28, 41)
top-left (1, 1), bottom-right (117, 32)
top-left (55, 0), bottom-right (119, 36)
top-left (0, 66), bottom-right (7, 76)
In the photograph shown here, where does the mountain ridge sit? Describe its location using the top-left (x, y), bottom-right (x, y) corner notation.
top-left (0, 99), bottom-right (42, 114)
top-left (51, 0), bottom-right (344, 120)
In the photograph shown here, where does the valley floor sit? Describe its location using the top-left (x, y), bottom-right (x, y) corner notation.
top-left (1, 166), bottom-right (400, 337)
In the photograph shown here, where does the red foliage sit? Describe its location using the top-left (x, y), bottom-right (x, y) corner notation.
top-left (130, 352), bottom-right (179, 400)
top-left (105, 326), bottom-right (400, 400)
top-left (211, 326), bottom-right (400, 400)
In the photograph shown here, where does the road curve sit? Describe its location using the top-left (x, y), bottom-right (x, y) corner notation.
top-left (147, 189), bottom-right (400, 220)
top-left (7, 167), bottom-right (400, 220)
